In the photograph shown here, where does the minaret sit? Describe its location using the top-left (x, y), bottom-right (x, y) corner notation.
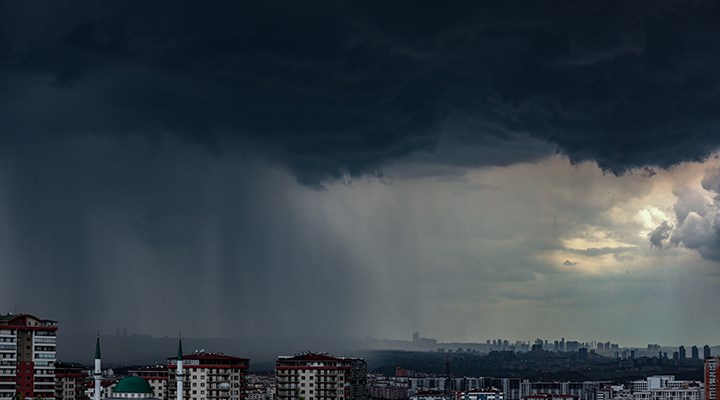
top-left (176, 337), bottom-right (184, 400)
top-left (94, 335), bottom-right (102, 400)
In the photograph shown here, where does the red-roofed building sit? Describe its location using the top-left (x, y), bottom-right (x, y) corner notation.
top-left (0, 313), bottom-right (58, 400)
top-left (706, 357), bottom-right (720, 400)
top-left (55, 362), bottom-right (90, 400)
top-left (275, 352), bottom-right (367, 400)
top-left (167, 351), bottom-right (249, 400)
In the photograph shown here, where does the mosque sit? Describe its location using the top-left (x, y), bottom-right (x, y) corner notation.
top-left (89, 336), bottom-right (248, 400)
top-left (92, 336), bottom-right (185, 400)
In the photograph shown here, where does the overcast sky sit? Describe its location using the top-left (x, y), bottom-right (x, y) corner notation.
top-left (2, 1), bottom-right (720, 346)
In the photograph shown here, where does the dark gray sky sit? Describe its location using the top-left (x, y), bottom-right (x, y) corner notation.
top-left (2, 0), bottom-right (720, 346)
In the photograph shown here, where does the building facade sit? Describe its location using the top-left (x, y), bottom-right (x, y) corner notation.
top-left (275, 353), bottom-right (368, 400)
top-left (455, 391), bottom-right (504, 400)
top-left (519, 382), bottom-right (602, 400)
top-left (630, 375), bottom-right (703, 400)
top-left (0, 313), bottom-right (58, 400)
top-left (706, 357), bottom-right (720, 400)
top-left (54, 362), bottom-right (89, 400)
top-left (168, 352), bottom-right (249, 400)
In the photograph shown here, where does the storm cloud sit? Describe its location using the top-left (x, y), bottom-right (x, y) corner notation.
top-left (652, 167), bottom-right (720, 260)
top-left (4, 1), bottom-right (720, 349)
top-left (2, 1), bottom-right (720, 184)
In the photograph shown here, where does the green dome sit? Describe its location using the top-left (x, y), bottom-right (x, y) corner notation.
top-left (113, 377), bottom-right (154, 394)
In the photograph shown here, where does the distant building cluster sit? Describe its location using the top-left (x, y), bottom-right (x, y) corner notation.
top-left (399, 375), bottom-right (707, 400)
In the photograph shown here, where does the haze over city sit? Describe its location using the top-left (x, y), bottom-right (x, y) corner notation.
top-left (2, 1), bottom-right (720, 349)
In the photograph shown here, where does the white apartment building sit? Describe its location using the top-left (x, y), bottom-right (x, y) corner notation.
top-left (631, 377), bottom-right (678, 392)
top-left (275, 353), bottom-right (368, 400)
top-left (633, 388), bottom-right (703, 400)
top-left (630, 376), bottom-right (703, 400)
top-left (168, 352), bottom-right (250, 400)
top-left (457, 391), bottom-right (504, 400)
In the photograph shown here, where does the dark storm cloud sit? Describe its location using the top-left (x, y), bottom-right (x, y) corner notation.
top-left (2, 1), bottom-right (720, 183)
top-left (648, 221), bottom-right (674, 248)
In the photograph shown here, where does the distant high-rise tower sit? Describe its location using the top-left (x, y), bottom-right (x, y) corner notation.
top-left (679, 346), bottom-right (687, 363)
top-left (0, 313), bottom-right (58, 400)
top-left (692, 346), bottom-right (699, 359)
top-left (578, 348), bottom-right (588, 362)
top-left (706, 345), bottom-right (713, 359)
top-left (706, 357), bottom-right (720, 400)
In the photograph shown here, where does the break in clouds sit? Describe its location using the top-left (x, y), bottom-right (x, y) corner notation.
top-left (649, 166), bottom-right (720, 261)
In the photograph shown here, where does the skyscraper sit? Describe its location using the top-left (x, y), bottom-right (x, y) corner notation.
top-left (692, 346), bottom-right (699, 359)
top-left (706, 346), bottom-right (712, 359)
top-left (0, 313), bottom-right (58, 400)
top-left (679, 346), bottom-right (687, 363)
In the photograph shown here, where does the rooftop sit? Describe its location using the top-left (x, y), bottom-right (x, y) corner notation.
top-left (281, 353), bottom-right (341, 362)
top-left (113, 376), bottom-right (154, 394)
top-left (0, 313), bottom-right (58, 327)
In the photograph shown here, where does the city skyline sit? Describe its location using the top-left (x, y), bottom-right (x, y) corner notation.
top-left (67, 327), bottom-right (720, 350)
top-left (2, 2), bottom-right (720, 345)
top-left (1, 312), bottom-right (717, 400)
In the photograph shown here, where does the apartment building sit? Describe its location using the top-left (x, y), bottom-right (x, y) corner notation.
top-left (55, 362), bottom-right (88, 400)
top-left (0, 313), bottom-right (58, 399)
top-left (706, 357), bottom-right (720, 400)
top-left (168, 352), bottom-right (249, 400)
top-left (275, 353), bottom-right (368, 400)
